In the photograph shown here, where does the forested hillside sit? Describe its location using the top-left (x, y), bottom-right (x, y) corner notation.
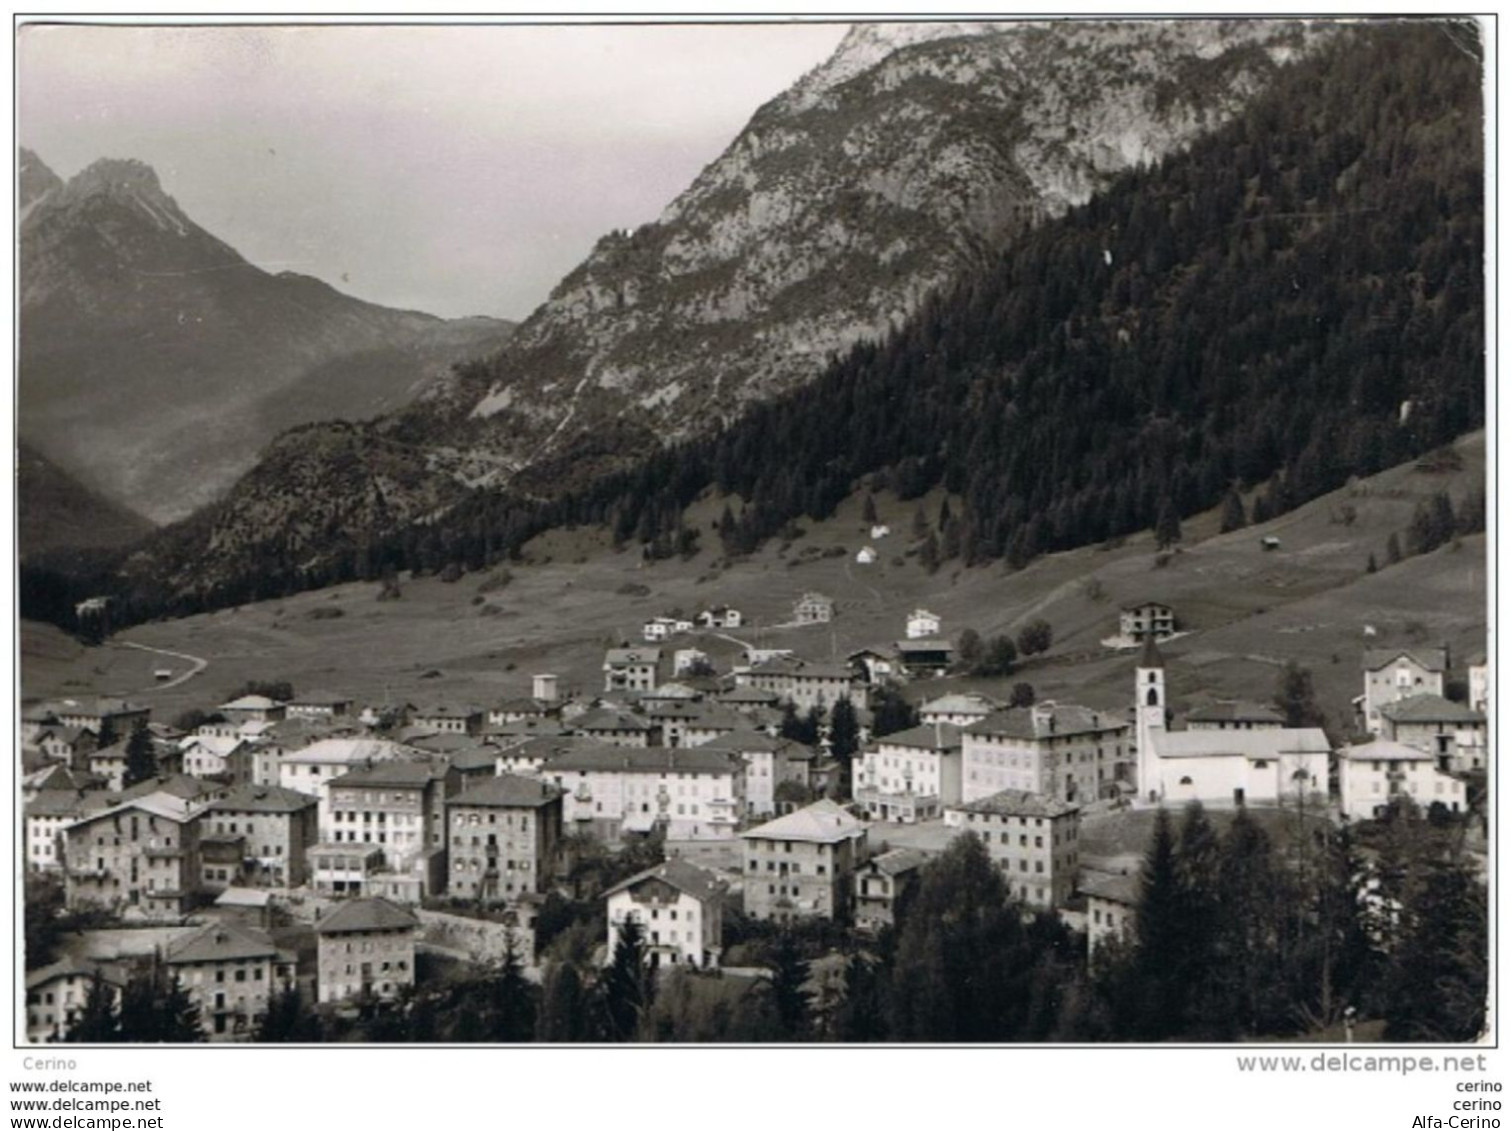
top-left (27, 22), bottom-right (1482, 628)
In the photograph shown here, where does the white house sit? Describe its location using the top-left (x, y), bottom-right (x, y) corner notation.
top-left (542, 744), bottom-right (744, 840)
top-left (1468, 655), bottom-right (1489, 715)
top-left (1338, 739), bottom-right (1467, 821)
top-left (1141, 728), bottom-right (1331, 808)
top-left (1378, 693), bottom-right (1488, 773)
top-left (856, 546), bottom-right (878, 565)
top-left (1080, 870), bottom-right (1141, 956)
top-left (695, 606), bottom-right (743, 630)
top-left (905, 609), bottom-right (942, 639)
top-left (604, 858), bottom-right (725, 970)
top-left (920, 692), bottom-right (1001, 727)
top-left (855, 723), bottom-right (963, 823)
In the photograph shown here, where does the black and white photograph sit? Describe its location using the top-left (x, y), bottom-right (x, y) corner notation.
top-left (10, 10), bottom-right (1492, 1094)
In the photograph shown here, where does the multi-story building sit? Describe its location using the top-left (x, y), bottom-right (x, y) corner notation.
top-left (165, 922), bottom-right (290, 1041)
top-left (25, 957), bottom-right (127, 1044)
top-left (61, 792), bottom-right (209, 917)
top-left (1378, 693), bottom-right (1489, 772)
top-left (696, 606), bottom-right (743, 630)
top-left (1338, 739), bottom-right (1468, 820)
top-left (603, 648), bottom-right (663, 692)
top-left (277, 737), bottom-right (419, 830)
top-left (963, 703), bottom-right (1130, 806)
top-left (285, 691), bottom-right (355, 720)
top-left (217, 695), bottom-right (286, 726)
top-left (736, 656), bottom-right (866, 713)
top-left (894, 638), bottom-right (955, 679)
top-left (1468, 655), bottom-right (1489, 715)
top-left (411, 705), bottom-right (484, 736)
top-left (324, 758), bottom-right (459, 894)
top-left (920, 692), bottom-right (1001, 728)
top-left (695, 731), bottom-right (809, 817)
top-left (1184, 701), bottom-right (1285, 731)
top-left (315, 897), bottom-right (419, 1004)
top-left (25, 790), bottom-right (113, 874)
top-left (905, 609), bottom-right (942, 639)
top-left (50, 698), bottom-right (151, 741)
top-left (308, 843), bottom-right (385, 897)
top-left (854, 848), bottom-right (926, 932)
top-left (543, 743), bottom-right (744, 840)
top-left (740, 800), bottom-right (869, 924)
top-left (572, 706), bottom-right (661, 748)
top-left (855, 723), bottom-right (963, 822)
top-left (204, 785), bottom-right (320, 888)
top-left (1360, 648), bottom-right (1447, 733)
top-left (946, 790), bottom-right (1081, 909)
top-left (1119, 601), bottom-right (1175, 642)
top-left (604, 858), bottom-right (726, 970)
top-left (793, 592), bottom-right (834, 624)
top-left (181, 734), bottom-right (253, 784)
top-left (446, 774), bottom-right (564, 900)
top-left (1080, 870), bottom-right (1141, 956)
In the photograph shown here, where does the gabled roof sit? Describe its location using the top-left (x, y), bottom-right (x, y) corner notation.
top-left (1363, 648), bottom-right (1448, 673)
top-left (26, 789), bottom-right (115, 819)
top-left (180, 734), bottom-right (247, 757)
top-left (1079, 870), bottom-right (1142, 906)
top-left (1340, 739), bottom-right (1445, 763)
top-left (895, 639), bottom-right (954, 655)
top-left (544, 745), bottom-right (742, 775)
top-left (330, 758), bottom-right (448, 789)
top-left (574, 706), bottom-right (654, 732)
top-left (1121, 600), bottom-right (1173, 612)
top-left (920, 692), bottom-right (1001, 717)
top-left (748, 655), bottom-right (853, 680)
top-left (316, 897), bottom-right (419, 935)
top-left (210, 785), bottom-right (319, 814)
top-left (602, 858), bottom-right (725, 903)
top-left (717, 686), bottom-right (780, 705)
top-left (219, 695), bottom-right (281, 711)
top-left (741, 799), bottom-right (867, 844)
top-left (874, 723), bottom-right (962, 751)
top-left (1379, 693), bottom-right (1485, 724)
top-left (49, 697), bottom-right (147, 717)
top-left (23, 764), bottom-right (107, 794)
top-left (954, 789), bottom-right (1079, 819)
top-left (26, 955), bottom-right (127, 991)
top-left (605, 647), bottom-right (662, 665)
top-left (166, 922), bottom-right (278, 965)
top-left (66, 789), bottom-right (210, 830)
top-left (1185, 700), bottom-right (1284, 725)
top-left (449, 774), bottom-right (564, 809)
top-left (863, 847), bottom-right (928, 876)
top-left (118, 773), bottom-right (222, 803)
top-left (280, 737), bottom-right (420, 766)
top-left (965, 703), bottom-right (1124, 741)
top-left (1150, 727), bottom-right (1331, 760)
top-left (288, 690), bottom-right (353, 706)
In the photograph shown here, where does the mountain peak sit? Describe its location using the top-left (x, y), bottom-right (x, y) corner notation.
top-left (55, 157), bottom-right (194, 236)
top-left (19, 147), bottom-right (63, 214)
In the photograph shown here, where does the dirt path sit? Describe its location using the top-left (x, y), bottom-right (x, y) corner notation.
top-left (119, 640), bottom-right (208, 691)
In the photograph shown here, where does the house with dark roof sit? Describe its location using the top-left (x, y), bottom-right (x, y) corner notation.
top-left (571, 705), bottom-right (661, 748)
top-left (736, 654), bottom-right (866, 713)
top-left (325, 758), bottom-right (459, 900)
top-left (411, 704), bottom-right (485, 736)
top-left (947, 789), bottom-right (1082, 909)
top-left (1079, 870), bottom-right (1141, 954)
top-left (1184, 700), bottom-right (1285, 731)
top-left (25, 957), bottom-right (127, 1044)
top-left (315, 897), bottom-right (419, 1004)
top-left (1119, 601), bottom-right (1175, 642)
top-left (855, 723), bottom-right (963, 823)
top-left (445, 774), bottom-right (565, 901)
top-left (604, 647), bottom-right (664, 693)
top-left (25, 789), bottom-right (114, 874)
top-left (61, 791), bottom-right (212, 917)
top-left (604, 858), bottom-right (727, 969)
top-left (1361, 647), bottom-right (1448, 733)
top-left (205, 785), bottom-right (320, 888)
top-left (854, 848), bottom-right (926, 932)
top-left (894, 637), bottom-right (955, 678)
top-left (1378, 693), bottom-right (1488, 772)
top-left (165, 921), bottom-right (291, 1041)
top-left (963, 703), bottom-right (1131, 806)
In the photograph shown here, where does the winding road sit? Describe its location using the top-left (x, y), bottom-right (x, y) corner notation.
top-left (119, 640), bottom-right (209, 692)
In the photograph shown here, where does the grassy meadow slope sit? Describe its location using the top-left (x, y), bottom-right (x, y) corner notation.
top-left (21, 431), bottom-right (1484, 733)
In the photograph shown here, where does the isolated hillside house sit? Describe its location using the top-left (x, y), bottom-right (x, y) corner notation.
top-left (285, 691), bottom-right (355, 719)
top-left (696, 606), bottom-right (743, 630)
top-left (446, 774), bottom-right (564, 900)
top-left (1080, 870), bottom-right (1141, 955)
top-left (542, 743), bottom-right (744, 841)
top-left (855, 723), bottom-right (963, 823)
top-left (740, 800), bottom-right (869, 924)
top-left (165, 921), bottom-right (290, 1041)
top-left (963, 703), bottom-right (1131, 806)
top-left (854, 848), bottom-right (926, 933)
top-left (1184, 700), bottom-right (1285, 731)
top-left (25, 957), bottom-right (127, 1044)
top-left (946, 790), bottom-right (1081, 910)
top-left (856, 546), bottom-right (878, 564)
top-left (1360, 648), bottom-right (1448, 733)
top-left (315, 897), bottom-right (419, 1005)
top-left (794, 592), bottom-right (835, 624)
top-left (643, 616), bottom-right (693, 642)
top-left (604, 647), bottom-right (664, 692)
top-left (895, 638), bottom-right (955, 678)
top-left (1119, 601), bottom-right (1175, 641)
top-left (1338, 739), bottom-right (1467, 821)
top-left (905, 608), bottom-right (942, 639)
top-left (920, 692), bottom-right (1002, 727)
top-left (205, 785), bottom-right (320, 888)
top-left (62, 791), bottom-right (211, 917)
top-left (870, 524), bottom-right (891, 540)
top-left (1378, 693), bottom-right (1488, 772)
top-left (604, 858), bottom-right (727, 970)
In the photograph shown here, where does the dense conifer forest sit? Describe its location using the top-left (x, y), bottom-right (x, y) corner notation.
top-left (21, 23), bottom-right (1483, 628)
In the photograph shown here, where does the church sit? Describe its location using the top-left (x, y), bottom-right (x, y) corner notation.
top-left (1133, 636), bottom-right (1330, 808)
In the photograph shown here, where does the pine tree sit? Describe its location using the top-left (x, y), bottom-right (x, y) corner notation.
top-left (65, 971), bottom-right (120, 1043)
top-left (827, 698), bottom-right (860, 793)
top-left (255, 983), bottom-right (320, 1042)
top-left (956, 628), bottom-right (983, 670)
top-left (766, 931), bottom-right (813, 1041)
top-left (862, 494), bottom-right (879, 524)
top-left (1219, 487), bottom-right (1248, 533)
top-left (1366, 552), bottom-right (1378, 574)
top-left (1009, 682), bottom-right (1036, 708)
top-left (1126, 807), bottom-right (1184, 1040)
top-left (122, 720), bottom-right (156, 788)
top-left (118, 961), bottom-right (204, 1043)
top-left (1274, 661), bottom-right (1325, 729)
top-left (537, 962), bottom-right (589, 1042)
top-left (1386, 531), bottom-right (1403, 564)
top-left (1154, 494), bottom-right (1183, 550)
top-left (834, 951), bottom-right (888, 1041)
top-left (483, 935), bottom-right (537, 1042)
top-left (599, 915), bottom-right (652, 1042)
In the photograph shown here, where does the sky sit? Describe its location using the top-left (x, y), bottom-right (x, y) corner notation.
top-left (17, 21), bottom-right (849, 320)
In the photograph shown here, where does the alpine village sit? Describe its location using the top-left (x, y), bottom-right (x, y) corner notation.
top-left (19, 20), bottom-right (1487, 1045)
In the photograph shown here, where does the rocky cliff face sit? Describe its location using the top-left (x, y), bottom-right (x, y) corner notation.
top-left (450, 19), bottom-right (1329, 489)
top-left (18, 152), bottom-right (512, 523)
top-left (130, 18), bottom-right (1335, 594)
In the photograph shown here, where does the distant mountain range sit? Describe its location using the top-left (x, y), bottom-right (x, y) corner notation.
top-left (18, 150), bottom-right (513, 525)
